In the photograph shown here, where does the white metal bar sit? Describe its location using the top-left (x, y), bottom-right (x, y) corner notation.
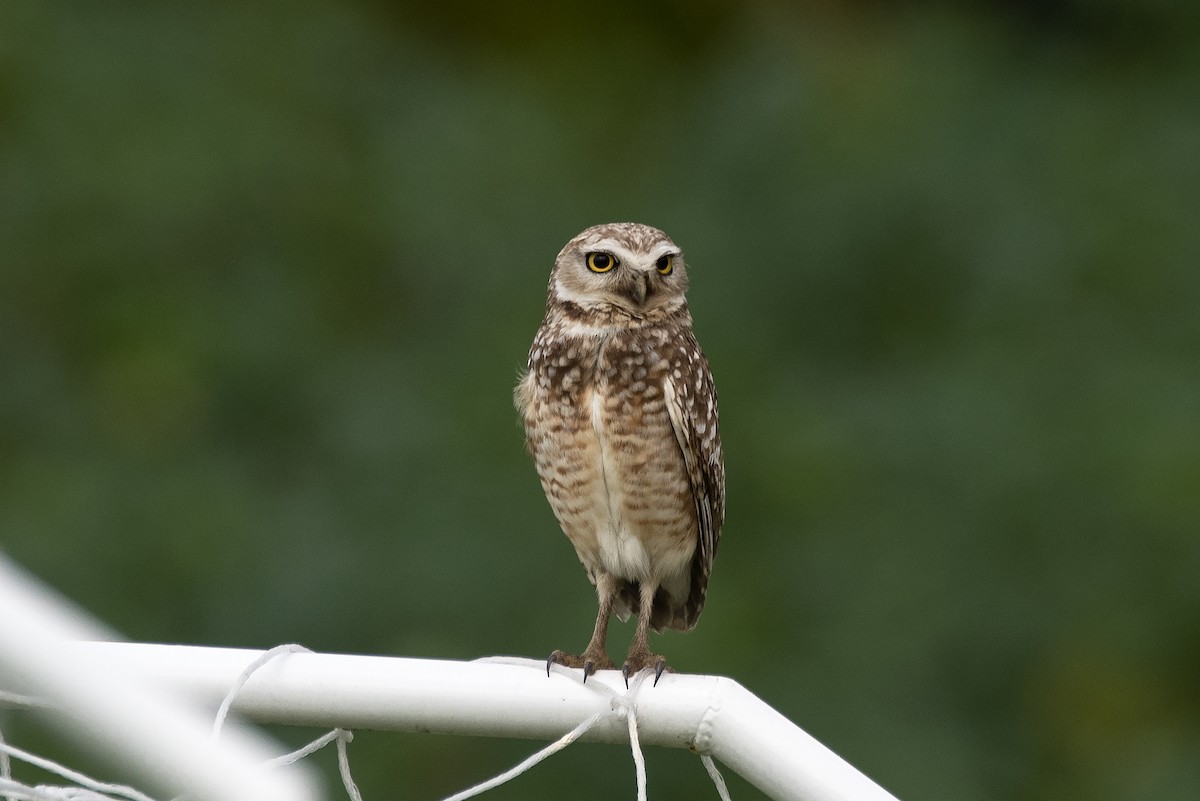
top-left (24, 642), bottom-right (899, 801)
top-left (0, 558), bottom-right (321, 801)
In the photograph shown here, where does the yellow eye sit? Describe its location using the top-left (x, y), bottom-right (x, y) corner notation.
top-left (656, 255), bottom-right (674, 275)
top-left (586, 252), bottom-right (616, 273)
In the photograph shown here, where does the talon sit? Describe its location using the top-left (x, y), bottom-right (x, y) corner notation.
top-left (582, 660), bottom-right (595, 683)
top-left (653, 658), bottom-right (667, 687)
top-left (621, 662), bottom-right (634, 689)
top-left (546, 651), bottom-right (557, 677)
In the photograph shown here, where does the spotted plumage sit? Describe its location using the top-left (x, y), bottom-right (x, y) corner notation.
top-left (514, 223), bottom-right (725, 684)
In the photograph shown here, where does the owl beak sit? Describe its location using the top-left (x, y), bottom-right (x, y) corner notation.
top-left (629, 273), bottom-right (650, 306)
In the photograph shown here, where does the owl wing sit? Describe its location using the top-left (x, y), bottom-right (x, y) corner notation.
top-left (663, 334), bottom-right (725, 627)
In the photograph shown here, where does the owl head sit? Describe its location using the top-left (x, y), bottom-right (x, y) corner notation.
top-left (548, 223), bottom-right (689, 317)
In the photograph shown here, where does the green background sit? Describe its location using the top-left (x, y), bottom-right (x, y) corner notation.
top-left (2, 2), bottom-right (1198, 799)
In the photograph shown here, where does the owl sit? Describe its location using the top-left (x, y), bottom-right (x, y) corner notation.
top-left (514, 222), bottom-right (725, 685)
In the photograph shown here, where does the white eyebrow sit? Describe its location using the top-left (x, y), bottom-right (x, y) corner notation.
top-left (587, 239), bottom-right (680, 263)
top-left (647, 242), bottom-right (681, 260)
top-left (588, 238), bottom-right (632, 255)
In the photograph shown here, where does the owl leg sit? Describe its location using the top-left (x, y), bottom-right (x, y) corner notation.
top-left (621, 580), bottom-right (669, 688)
top-left (547, 573), bottom-right (617, 682)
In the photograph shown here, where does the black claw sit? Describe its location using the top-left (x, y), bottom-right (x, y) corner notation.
top-left (621, 662), bottom-right (633, 689)
top-left (582, 660), bottom-right (595, 683)
top-left (653, 658), bottom-right (667, 687)
top-left (546, 651), bottom-right (557, 677)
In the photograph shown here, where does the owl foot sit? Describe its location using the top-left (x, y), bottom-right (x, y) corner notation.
top-left (621, 651), bottom-right (670, 688)
top-left (546, 649), bottom-right (616, 683)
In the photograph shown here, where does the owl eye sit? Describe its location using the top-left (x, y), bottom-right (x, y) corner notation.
top-left (656, 255), bottom-right (674, 275)
top-left (586, 252), bottom-right (616, 273)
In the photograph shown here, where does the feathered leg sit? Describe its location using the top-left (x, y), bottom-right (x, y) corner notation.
top-left (621, 579), bottom-right (669, 687)
top-left (547, 573), bottom-right (618, 681)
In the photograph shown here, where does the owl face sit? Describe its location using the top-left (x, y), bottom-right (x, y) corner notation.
top-left (549, 223), bottom-right (689, 317)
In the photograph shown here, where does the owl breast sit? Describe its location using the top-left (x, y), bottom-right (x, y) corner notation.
top-left (520, 325), bottom-right (698, 608)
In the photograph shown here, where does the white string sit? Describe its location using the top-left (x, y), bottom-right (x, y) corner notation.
top-left (469, 658), bottom-right (732, 800)
top-left (445, 660), bottom-right (655, 801)
top-left (701, 756), bottom-right (732, 801)
top-left (260, 729), bottom-right (362, 801)
top-left (334, 730), bottom-right (364, 801)
top-left (261, 729), bottom-right (343, 769)
top-left (0, 780), bottom-right (140, 801)
top-left (1, 725), bottom-right (14, 801)
top-left (0, 742), bottom-right (156, 801)
top-left (0, 697), bottom-right (153, 801)
top-left (213, 645), bottom-right (363, 801)
top-left (438, 712), bottom-right (605, 801)
top-left (613, 669), bottom-right (651, 801)
top-left (624, 695), bottom-right (647, 801)
top-left (211, 644), bottom-right (311, 740)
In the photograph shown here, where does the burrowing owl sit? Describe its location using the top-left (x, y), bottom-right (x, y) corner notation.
top-left (515, 222), bottom-right (725, 685)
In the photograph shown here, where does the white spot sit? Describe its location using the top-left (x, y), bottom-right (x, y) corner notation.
top-left (591, 392), bottom-right (604, 435)
top-left (558, 319), bottom-right (612, 338)
top-left (552, 276), bottom-right (596, 306)
top-left (588, 390), bottom-right (652, 581)
top-left (598, 530), bottom-right (651, 581)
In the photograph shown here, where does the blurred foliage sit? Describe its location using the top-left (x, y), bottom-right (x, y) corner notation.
top-left (2, 1), bottom-right (1199, 799)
